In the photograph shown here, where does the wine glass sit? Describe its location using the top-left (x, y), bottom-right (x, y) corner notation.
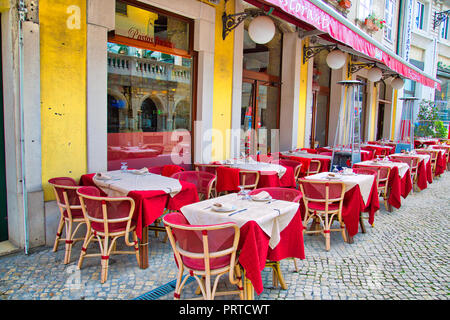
top-left (332, 165), bottom-right (339, 174)
top-left (238, 185), bottom-right (245, 198)
top-left (120, 162), bottom-right (128, 173)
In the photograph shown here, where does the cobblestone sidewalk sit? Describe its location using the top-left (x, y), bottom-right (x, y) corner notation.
top-left (0, 172), bottom-right (449, 300)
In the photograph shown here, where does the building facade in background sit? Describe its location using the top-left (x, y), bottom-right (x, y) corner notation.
top-left (0, 0), bottom-right (443, 250)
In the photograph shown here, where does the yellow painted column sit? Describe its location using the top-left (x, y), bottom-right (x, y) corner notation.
top-left (297, 39), bottom-right (309, 149)
top-left (369, 84), bottom-right (378, 141)
top-left (40, 0), bottom-right (87, 200)
top-left (391, 90), bottom-right (398, 140)
top-left (211, 0), bottom-right (234, 161)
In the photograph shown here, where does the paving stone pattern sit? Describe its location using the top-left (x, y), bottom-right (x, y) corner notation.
top-left (0, 172), bottom-right (449, 300)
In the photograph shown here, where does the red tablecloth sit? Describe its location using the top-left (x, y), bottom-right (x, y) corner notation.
top-left (416, 159), bottom-right (428, 190)
top-left (80, 173), bottom-right (199, 240)
top-left (257, 166), bottom-right (297, 188)
top-left (282, 155), bottom-right (330, 175)
top-left (238, 210), bottom-right (305, 295)
top-left (435, 151), bottom-right (446, 176)
top-left (352, 165), bottom-right (412, 209)
top-left (342, 180), bottom-right (380, 236)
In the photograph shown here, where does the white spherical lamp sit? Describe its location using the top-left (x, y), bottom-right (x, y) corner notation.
top-left (248, 16), bottom-right (276, 44)
top-left (367, 67), bottom-right (383, 82)
top-left (326, 49), bottom-right (346, 69)
top-left (391, 76), bottom-right (404, 90)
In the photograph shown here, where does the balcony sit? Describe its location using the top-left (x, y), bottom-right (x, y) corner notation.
top-left (107, 53), bottom-right (191, 84)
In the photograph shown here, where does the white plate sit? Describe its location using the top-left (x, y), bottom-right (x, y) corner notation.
top-left (212, 205), bottom-right (237, 212)
top-left (326, 176), bottom-right (341, 180)
top-left (251, 196), bottom-right (272, 202)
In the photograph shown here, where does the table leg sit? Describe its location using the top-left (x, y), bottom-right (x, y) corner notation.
top-left (241, 266), bottom-right (254, 300)
top-left (346, 229), bottom-right (354, 244)
top-left (138, 226), bottom-right (149, 269)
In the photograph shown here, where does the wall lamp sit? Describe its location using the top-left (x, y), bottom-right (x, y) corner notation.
top-left (433, 10), bottom-right (450, 30)
top-left (347, 62), bottom-right (384, 82)
top-left (303, 44), bottom-right (347, 70)
top-left (222, 2), bottom-right (275, 43)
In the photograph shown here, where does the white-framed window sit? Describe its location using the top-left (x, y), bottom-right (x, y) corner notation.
top-left (441, 15), bottom-right (449, 40)
top-left (384, 0), bottom-right (396, 42)
top-left (415, 1), bottom-right (426, 30)
top-left (358, 0), bottom-right (373, 20)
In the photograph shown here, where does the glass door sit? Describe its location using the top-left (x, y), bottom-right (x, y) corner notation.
top-left (240, 76), bottom-right (280, 156)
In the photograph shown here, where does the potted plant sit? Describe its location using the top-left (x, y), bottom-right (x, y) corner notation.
top-left (338, 0), bottom-right (352, 9)
top-left (364, 13), bottom-right (386, 32)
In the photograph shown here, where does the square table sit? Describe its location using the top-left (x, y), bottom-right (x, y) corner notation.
top-left (304, 171), bottom-right (380, 241)
top-left (80, 170), bottom-right (199, 269)
top-left (353, 160), bottom-right (412, 210)
top-left (390, 153), bottom-right (431, 189)
top-left (180, 193), bottom-right (305, 298)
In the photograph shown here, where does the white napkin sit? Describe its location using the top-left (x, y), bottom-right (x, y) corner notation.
top-left (130, 167), bottom-right (149, 175)
top-left (95, 172), bottom-right (112, 180)
top-left (212, 202), bottom-right (234, 211)
top-left (251, 191), bottom-right (271, 201)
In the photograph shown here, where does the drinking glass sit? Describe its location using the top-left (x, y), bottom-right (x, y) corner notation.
top-left (120, 162), bottom-right (128, 172)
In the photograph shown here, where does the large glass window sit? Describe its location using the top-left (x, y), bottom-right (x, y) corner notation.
top-left (384, 0), bottom-right (396, 42)
top-left (441, 15), bottom-right (449, 40)
top-left (358, 0), bottom-right (373, 20)
top-left (415, 1), bottom-right (425, 30)
top-left (107, 1), bottom-right (193, 170)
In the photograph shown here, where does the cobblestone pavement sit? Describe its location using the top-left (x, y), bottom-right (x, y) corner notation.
top-left (0, 172), bottom-right (449, 300)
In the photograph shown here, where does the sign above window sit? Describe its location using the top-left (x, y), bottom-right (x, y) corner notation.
top-left (113, 0), bottom-right (191, 55)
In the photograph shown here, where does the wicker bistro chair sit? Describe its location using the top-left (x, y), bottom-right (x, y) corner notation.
top-left (278, 159), bottom-right (303, 185)
top-left (389, 155), bottom-right (419, 188)
top-left (171, 171), bottom-right (216, 201)
top-left (353, 164), bottom-right (391, 211)
top-left (306, 160), bottom-right (322, 176)
top-left (194, 163), bottom-right (227, 197)
top-left (248, 187), bottom-right (303, 281)
top-left (163, 212), bottom-right (243, 300)
top-left (76, 186), bottom-right (140, 284)
top-left (298, 179), bottom-right (346, 251)
top-left (239, 170), bottom-right (260, 190)
top-left (48, 177), bottom-right (87, 264)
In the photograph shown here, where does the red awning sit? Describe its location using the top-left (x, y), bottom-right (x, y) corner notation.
top-left (245, 0), bottom-right (441, 91)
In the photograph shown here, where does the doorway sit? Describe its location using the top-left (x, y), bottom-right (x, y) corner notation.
top-left (311, 87), bottom-right (330, 148)
top-left (240, 70), bottom-right (280, 156)
top-left (0, 15), bottom-right (8, 241)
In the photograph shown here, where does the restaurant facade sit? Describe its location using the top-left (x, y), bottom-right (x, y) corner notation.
top-left (0, 0), bottom-right (442, 250)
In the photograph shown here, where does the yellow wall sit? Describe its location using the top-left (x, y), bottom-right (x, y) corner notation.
top-left (297, 39), bottom-right (309, 148)
top-left (211, 0), bottom-right (234, 160)
top-left (40, 0), bottom-right (87, 200)
top-left (0, 0), bottom-right (9, 12)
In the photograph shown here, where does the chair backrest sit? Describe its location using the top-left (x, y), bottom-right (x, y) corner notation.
top-left (194, 163), bottom-right (224, 175)
top-left (48, 177), bottom-right (82, 218)
top-left (416, 150), bottom-right (438, 162)
top-left (389, 155), bottom-right (419, 171)
top-left (171, 171), bottom-right (216, 200)
top-left (249, 187), bottom-right (302, 203)
top-left (298, 179), bottom-right (345, 212)
top-left (352, 167), bottom-right (378, 177)
top-left (352, 164), bottom-right (390, 185)
top-left (239, 170), bottom-right (260, 190)
top-left (307, 160), bottom-right (321, 175)
top-left (77, 186), bottom-right (135, 238)
top-left (163, 211), bottom-right (240, 274)
top-left (278, 159), bottom-right (302, 179)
